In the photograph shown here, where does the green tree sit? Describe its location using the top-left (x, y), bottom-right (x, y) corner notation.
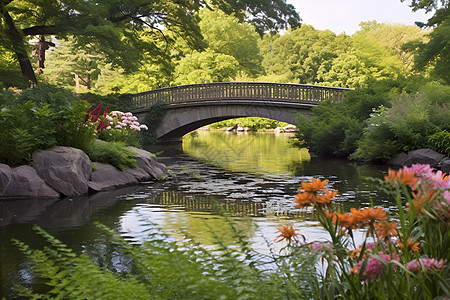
top-left (174, 50), bottom-right (238, 85)
top-left (199, 9), bottom-right (263, 77)
top-left (43, 41), bottom-right (100, 92)
top-left (403, 0), bottom-right (450, 83)
top-left (260, 25), bottom-right (338, 84)
top-left (0, 0), bottom-right (300, 85)
top-left (356, 21), bottom-right (427, 70)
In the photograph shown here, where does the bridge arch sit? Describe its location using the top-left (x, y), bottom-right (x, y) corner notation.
top-left (131, 82), bottom-right (352, 142)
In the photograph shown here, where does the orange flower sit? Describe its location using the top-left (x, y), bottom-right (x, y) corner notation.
top-left (350, 264), bottom-right (360, 276)
top-left (375, 221), bottom-right (398, 239)
top-left (397, 238), bottom-right (420, 253)
top-left (300, 178), bottom-right (328, 193)
top-left (294, 192), bottom-right (315, 208)
top-left (337, 212), bottom-right (358, 230)
top-left (408, 187), bottom-right (438, 214)
top-left (350, 208), bottom-right (366, 227)
top-left (276, 225), bottom-right (301, 243)
top-left (384, 168), bottom-right (418, 187)
top-left (294, 189), bottom-right (338, 208)
top-left (361, 207), bottom-right (387, 224)
top-left (324, 210), bottom-right (338, 222)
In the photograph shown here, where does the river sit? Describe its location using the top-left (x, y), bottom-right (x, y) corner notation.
top-left (0, 131), bottom-right (389, 298)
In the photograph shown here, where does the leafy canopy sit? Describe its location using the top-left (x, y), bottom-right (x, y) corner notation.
top-left (0, 0), bottom-right (301, 84)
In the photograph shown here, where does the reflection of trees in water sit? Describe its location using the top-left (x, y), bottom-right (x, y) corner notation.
top-left (182, 131), bottom-right (310, 174)
top-left (146, 191), bottom-right (313, 219)
top-left (146, 191), bottom-right (266, 217)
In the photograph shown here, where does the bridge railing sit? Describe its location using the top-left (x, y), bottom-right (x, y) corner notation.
top-left (131, 82), bottom-right (353, 108)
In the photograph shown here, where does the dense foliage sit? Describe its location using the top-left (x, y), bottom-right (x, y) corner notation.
top-left (0, 85), bottom-right (146, 167)
top-left (0, 85), bottom-right (92, 165)
top-left (0, 0), bottom-right (299, 85)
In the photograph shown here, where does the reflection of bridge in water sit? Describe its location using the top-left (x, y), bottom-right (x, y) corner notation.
top-left (131, 82), bottom-right (353, 142)
top-left (145, 191), bottom-right (314, 219)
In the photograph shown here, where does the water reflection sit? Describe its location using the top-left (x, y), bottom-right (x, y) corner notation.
top-left (182, 131), bottom-right (310, 175)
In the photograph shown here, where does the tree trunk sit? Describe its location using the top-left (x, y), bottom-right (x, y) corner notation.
top-left (75, 74), bottom-right (80, 93)
top-left (0, 4), bottom-right (37, 84)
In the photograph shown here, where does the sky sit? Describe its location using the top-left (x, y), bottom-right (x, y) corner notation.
top-left (287, 0), bottom-right (431, 35)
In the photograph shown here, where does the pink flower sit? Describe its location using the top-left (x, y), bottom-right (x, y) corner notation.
top-left (111, 111), bottom-right (123, 117)
top-left (115, 125), bottom-right (122, 129)
top-left (410, 164), bottom-right (435, 179)
top-left (311, 243), bottom-right (322, 251)
top-left (443, 191), bottom-right (450, 204)
top-left (351, 252), bottom-right (399, 281)
top-left (362, 257), bottom-right (383, 281)
top-left (407, 259), bottom-right (421, 272)
top-left (407, 258), bottom-right (447, 272)
top-left (125, 112), bottom-right (133, 117)
top-left (140, 124), bottom-right (148, 130)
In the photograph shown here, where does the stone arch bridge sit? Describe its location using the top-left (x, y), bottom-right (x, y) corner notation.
top-left (131, 82), bottom-right (353, 142)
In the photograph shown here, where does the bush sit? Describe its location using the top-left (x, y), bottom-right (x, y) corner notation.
top-left (292, 77), bottom-right (427, 158)
top-left (0, 85), bottom-right (97, 166)
top-left (355, 92), bottom-right (449, 162)
top-left (79, 92), bottom-right (136, 113)
top-left (84, 141), bottom-right (137, 171)
top-left (142, 102), bottom-right (167, 144)
top-left (428, 130), bottom-right (450, 157)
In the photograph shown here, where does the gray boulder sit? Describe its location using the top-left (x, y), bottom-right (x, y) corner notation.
top-left (0, 164), bottom-right (60, 198)
top-left (441, 159), bottom-right (450, 174)
top-left (32, 146), bottom-right (92, 197)
top-left (388, 148), bottom-right (448, 169)
top-left (128, 147), bottom-right (169, 180)
top-left (88, 162), bottom-right (139, 191)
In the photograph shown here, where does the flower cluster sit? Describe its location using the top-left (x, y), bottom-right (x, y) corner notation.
top-left (108, 111), bottom-right (148, 132)
top-left (84, 103), bottom-right (148, 138)
top-left (392, 164), bottom-right (450, 220)
top-left (277, 164), bottom-right (449, 295)
top-left (85, 103), bottom-right (110, 134)
top-left (350, 252), bottom-right (400, 281)
top-left (294, 178), bottom-right (338, 208)
top-left (407, 258), bottom-right (447, 273)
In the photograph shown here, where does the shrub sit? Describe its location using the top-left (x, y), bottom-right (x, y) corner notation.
top-left (84, 141), bottom-right (137, 171)
top-left (428, 130), bottom-right (450, 157)
top-left (355, 92), bottom-right (448, 162)
top-left (142, 102), bottom-right (167, 144)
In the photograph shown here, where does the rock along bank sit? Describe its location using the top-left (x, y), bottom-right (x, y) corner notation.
top-left (0, 146), bottom-right (168, 199)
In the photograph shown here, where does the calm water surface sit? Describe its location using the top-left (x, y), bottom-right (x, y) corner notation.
top-left (0, 131), bottom-right (389, 298)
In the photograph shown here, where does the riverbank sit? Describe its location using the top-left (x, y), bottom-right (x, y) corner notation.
top-left (0, 146), bottom-right (168, 199)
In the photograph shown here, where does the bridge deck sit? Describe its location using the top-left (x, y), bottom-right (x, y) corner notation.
top-left (131, 82), bottom-right (353, 108)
